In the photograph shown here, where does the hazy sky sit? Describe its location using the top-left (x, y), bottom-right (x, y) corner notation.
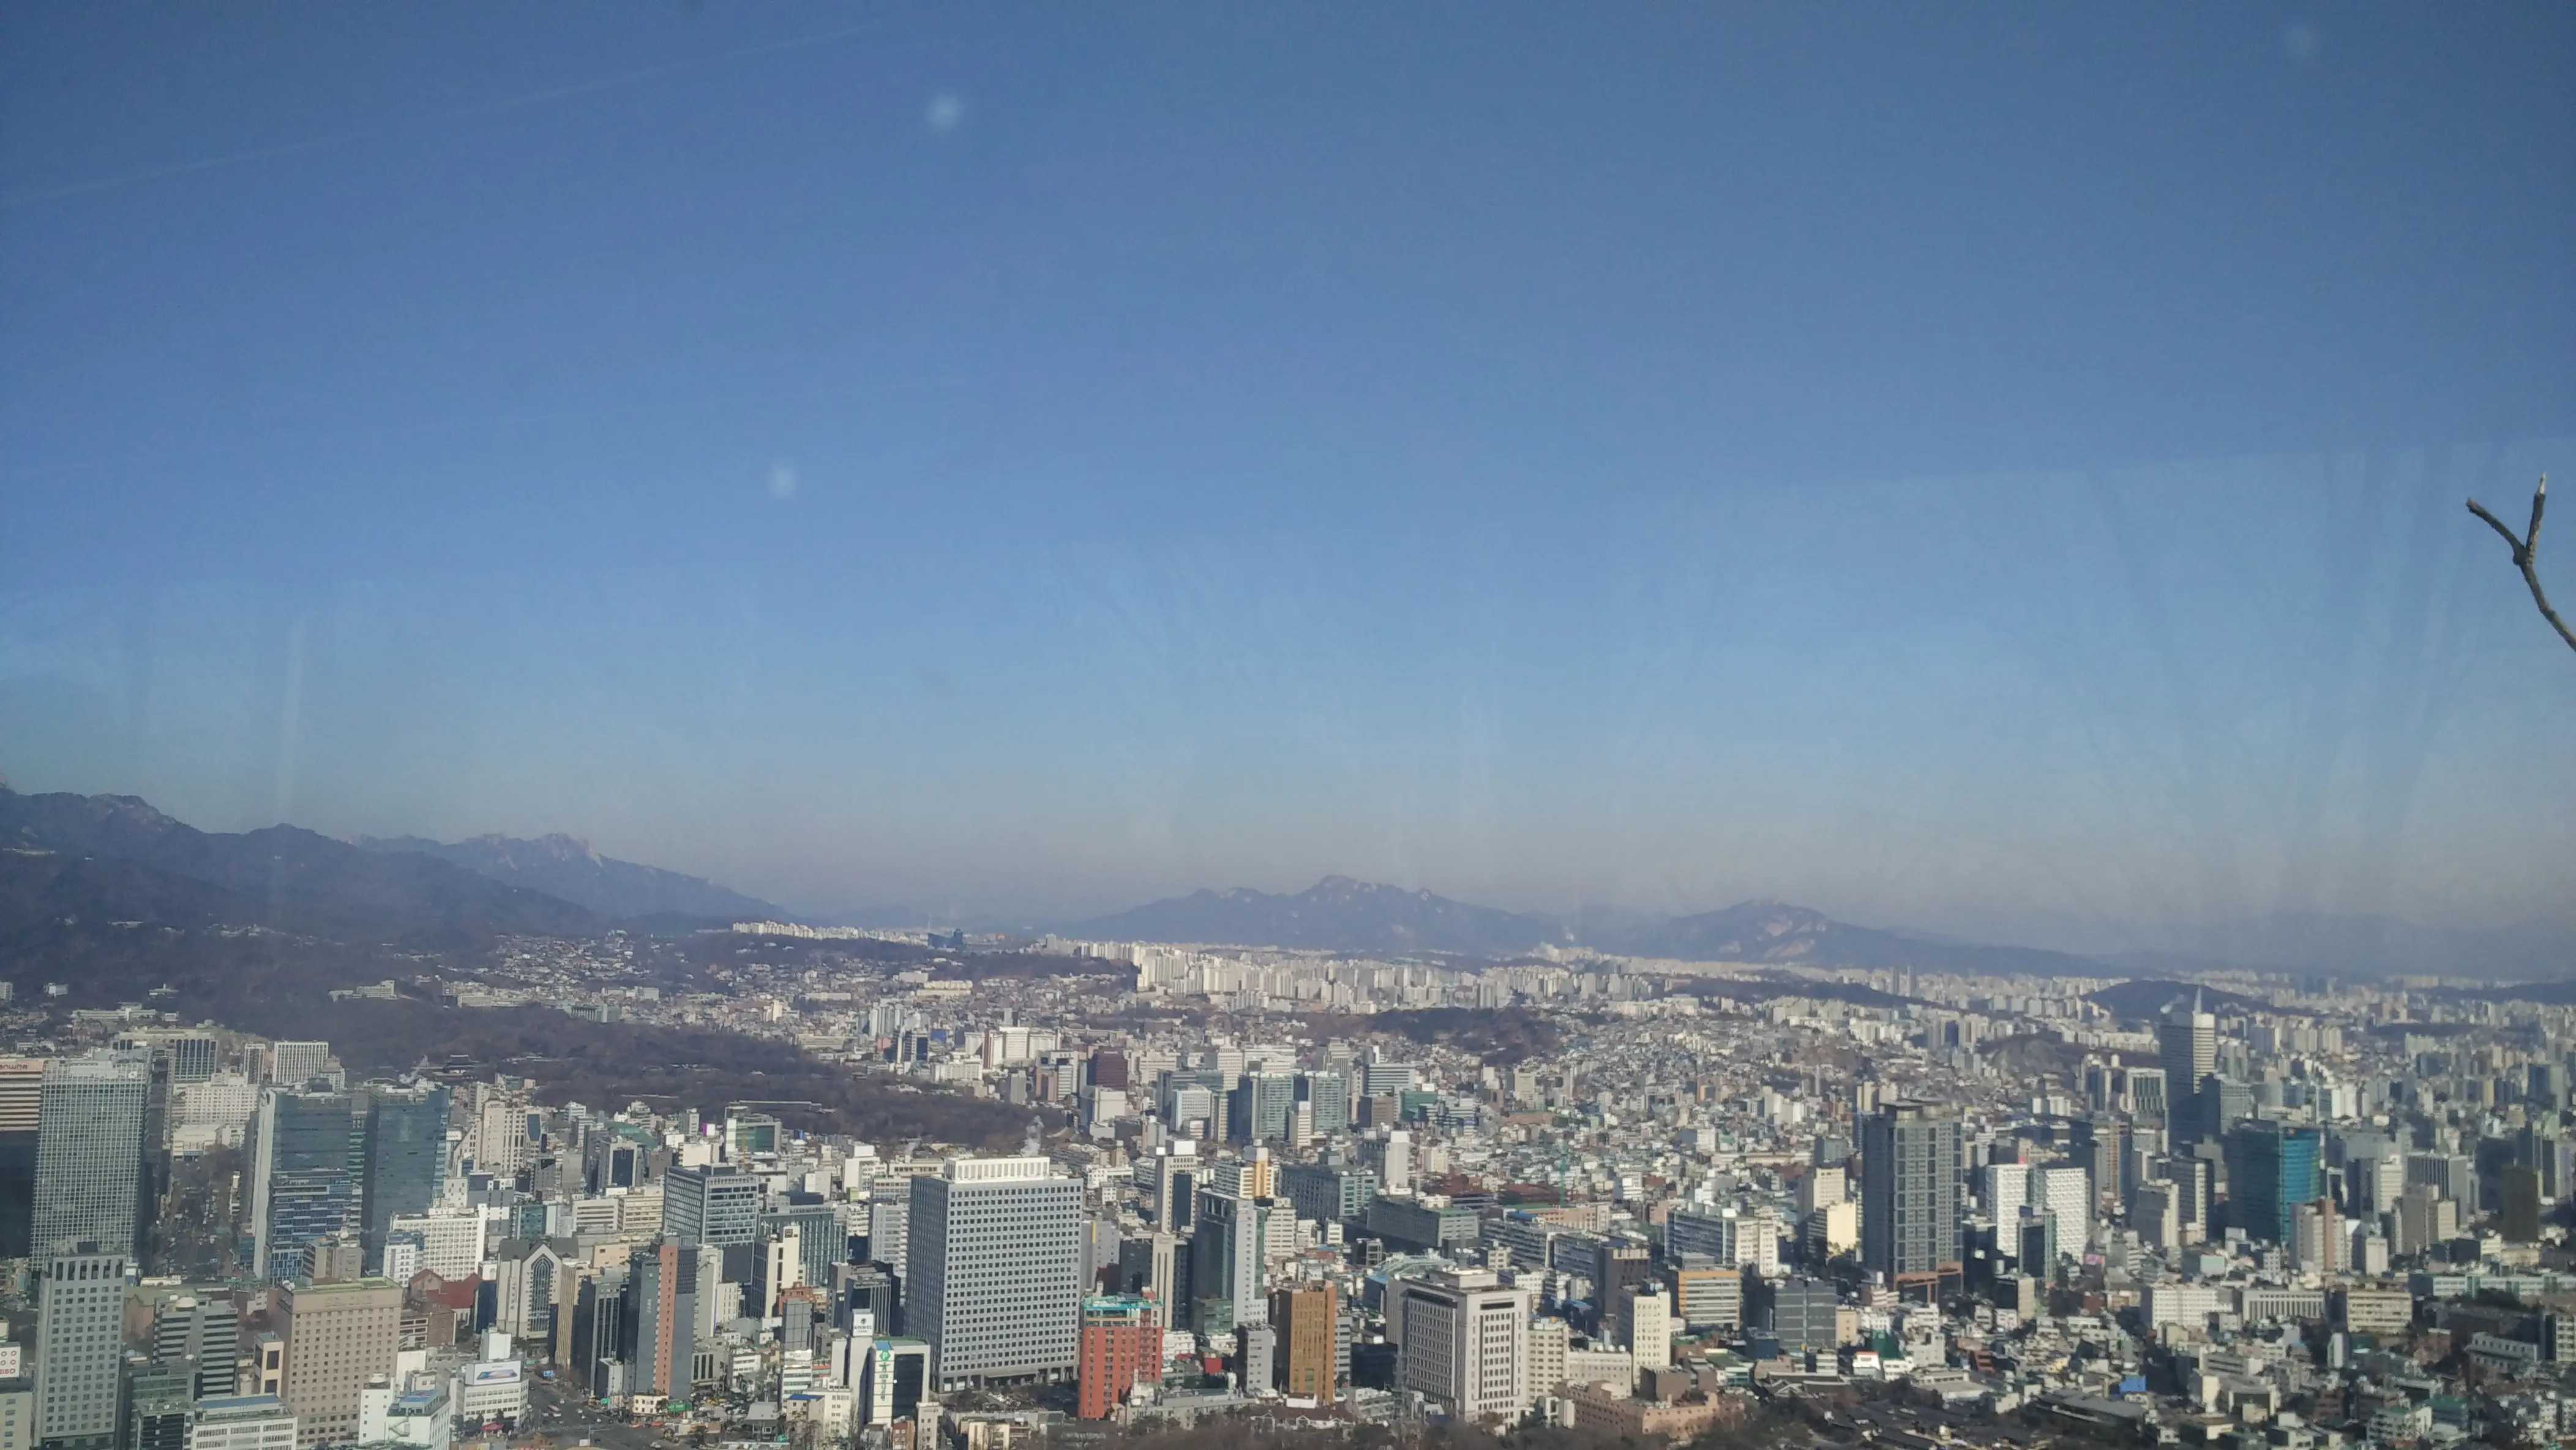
top-left (4, 4), bottom-right (2573, 939)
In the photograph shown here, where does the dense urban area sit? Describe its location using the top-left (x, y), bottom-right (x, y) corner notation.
top-left (7, 892), bottom-right (2576, 1450)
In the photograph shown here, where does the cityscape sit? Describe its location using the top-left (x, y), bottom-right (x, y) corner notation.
top-left (4, 9), bottom-right (2573, 1450)
top-left (0, 784), bottom-right (2570, 1450)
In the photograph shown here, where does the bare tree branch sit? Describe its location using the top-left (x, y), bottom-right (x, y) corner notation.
top-left (2466, 474), bottom-right (2576, 655)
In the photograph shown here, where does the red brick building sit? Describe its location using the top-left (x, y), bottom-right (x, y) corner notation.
top-left (1076, 1294), bottom-right (1158, 1419)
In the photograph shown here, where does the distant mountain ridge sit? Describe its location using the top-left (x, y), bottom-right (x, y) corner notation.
top-left (1071, 875), bottom-right (1574, 956)
top-left (0, 788), bottom-right (598, 939)
top-left (1600, 898), bottom-right (2101, 975)
top-left (357, 832), bottom-right (788, 925)
top-left (1076, 880), bottom-right (2115, 975)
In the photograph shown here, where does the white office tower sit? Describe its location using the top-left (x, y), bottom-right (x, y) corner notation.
top-left (2130, 1181), bottom-right (2179, 1251)
top-left (35, 1250), bottom-right (132, 1448)
top-left (2030, 1165), bottom-right (2091, 1252)
top-left (475, 1099), bottom-right (528, 1176)
top-left (905, 1157), bottom-right (1082, 1391)
top-left (386, 1214), bottom-right (484, 1282)
top-left (2354, 1155), bottom-right (2405, 1215)
top-left (270, 1042), bottom-right (333, 1087)
top-left (1799, 1166), bottom-right (1848, 1214)
top-left (1617, 1285), bottom-right (1672, 1369)
top-left (1396, 1269), bottom-right (1530, 1421)
top-left (1735, 1212), bottom-right (1783, 1275)
top-left (1982, 1161), bottom-right (2027, 1223)
top-left (1380, 1130), bottom-right (1415, 1198)
top-left (2293, 1202), bottom-right (2342, 1274)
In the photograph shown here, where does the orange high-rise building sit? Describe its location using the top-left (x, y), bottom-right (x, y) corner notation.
top-left (1270, 1282), bottom-right (1338, 1402)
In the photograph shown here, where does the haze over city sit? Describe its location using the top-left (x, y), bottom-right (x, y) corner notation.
top-left (6, 5), bottom-right (2574, 943)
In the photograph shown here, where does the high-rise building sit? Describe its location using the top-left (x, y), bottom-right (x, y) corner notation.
top-left (1617, 1283), bottom-right (1672, 1369)
top-left (1379, 1130), bottom-right (1413, 1198)
top-left (268, 1045), bottom-right (332, 1088)
top-left (2501, 1166), bottom-right (2543, 1243)
top-left (1227, 1073), bottom-right (1299, 1144)
top-left (473, 1097), bottom-right (528, 1178)
top-left (1394, 1269), bottom-right (1529, 1421)
top-left (0, 1059), bottom-right (41, 1260)
top-left (358, 1088), bottom-right (447, 1275)
top-left (1982, 1161), bottom-right (2026, 1223)
top-left (2029, 1164), bottom-right (2091, 1255)
top-left (2130, 1181), bottom-right (2180, 1250)
top-left (121, 1366), bottom-right (192, 1450)
top-left (621, 1244), bottom-right (697, 1407)
top-left (1140, 1143), bottom-right (1197, 1230)
top-left (245, 1089), bottom-right (361, 1279)
top-left (1279, 1162), bottom-right (1376, 1228)
top-left (274, 1279), bottom-right (399, 1449)
top-left (864, 1198), bottom-right (909, 1272)
top-left (2158, 999), bottom-right (2216, 1139)
top-left (1298, 1072), bottom-right (1352, 1136)
top-left (1525, 1315), bottom-right (1570, 1394)
top-left (2223, 1122), bottom-right (2323, 1248)
top-left (568, 1268), bottom-right (627, 1403)
top-left (661, 1166), bottom-right (761, 1249)
top-left (34, 1249), bottom-right (130, 1450)
top-left (33, 1059), bottom-right (149, 1260)
top-left (904, 1157), bottom-right (1082, 1391)
top-left (163, 1037), bottom-right (217, 1086)
top-left (1860, 1101), bottom-right (1962, 1285)
top-left (1270, 1283), bottom-right (1338, 1403)
top-left (2123, 1067), bottom-right (2168, 1123)
top-left (2200, 1078), bottom-right (2253, 1143)
top-left (151, 1293), bottom-right (243, 1399)
top-left (1750, 1275), bottom-right (1838, 1356)
top-left (1186, 1190), bottom-right (1265, 1335)
top-left (0, 1377), bottom-right (28, 1450)
top-left (857, 1339), bottom-right (929, 1428)
top-left (1074, 1295), bottom-right (1157, 1420)
top-left (1669, 1259), bottom-right (1743, 1331)
top-left (2292, 1199), bottom-right (2343, 1272)
top-left (2016, 1208), bottom-right (2057, 1272)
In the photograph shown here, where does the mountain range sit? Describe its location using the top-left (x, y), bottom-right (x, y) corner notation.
top-left (4, 786), bottom-right (2564, 983)
top-left (1063, 876), bottom-right (2572, 981)
top-left (0, 789), bottom-right (599, 940)
top-left (1595, 900), bottom-right (2100, 975)
top-left (1066, 879), bottom-right (2103, 972)
top-left (356, 832), bottom-right (789, 925)
top-left (0, 789), bottom-right (796, 944)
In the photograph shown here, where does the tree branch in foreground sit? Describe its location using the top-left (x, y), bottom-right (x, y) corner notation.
top-left (2467, 473), bottom-right (2576, 655)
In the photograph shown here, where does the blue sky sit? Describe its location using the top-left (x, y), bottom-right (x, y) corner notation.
top-left (3, 4), bottom-right (2572, 938)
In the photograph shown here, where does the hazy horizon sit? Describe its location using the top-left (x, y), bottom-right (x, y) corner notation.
top-left (6, 5), bottom-right (2573, 944)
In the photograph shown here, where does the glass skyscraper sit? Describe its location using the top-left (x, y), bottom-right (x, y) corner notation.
top-left (246, 1089), bottom-right (361, 1279)
top-left (2158, 996), bottom-right (2217, 1140)
top-left (2224, 1121), bottom-right (2323, 1247)
top-left (359, 1086), bottom-right (449, 1274)
top-left (32, 1057), bottom-right (149, 1258)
